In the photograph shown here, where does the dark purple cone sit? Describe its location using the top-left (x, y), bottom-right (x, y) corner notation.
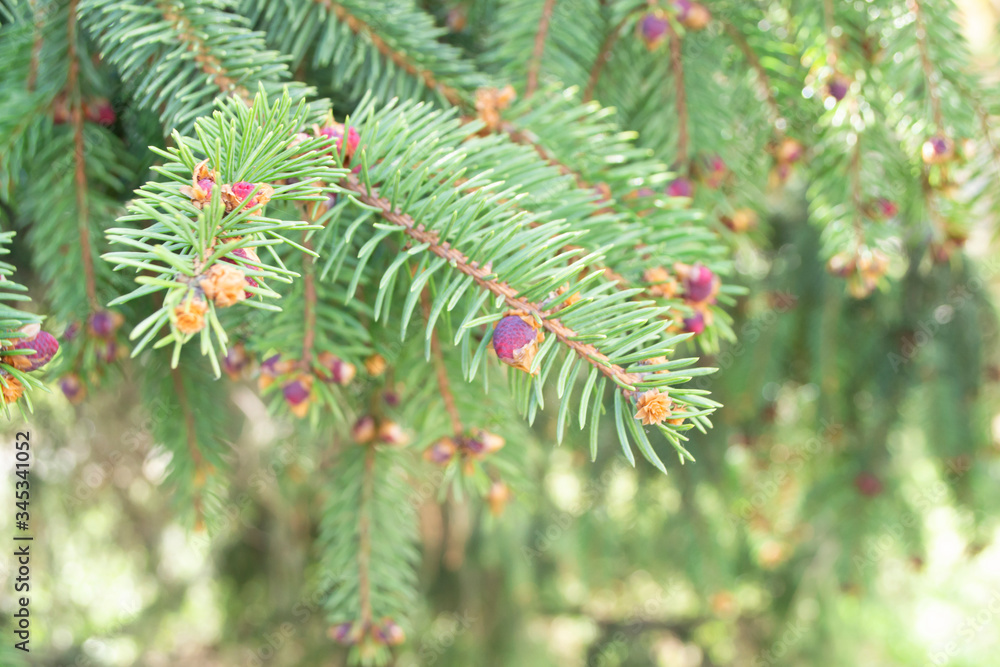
top-left (854, 472), bottom-right (882, 497)
top-left (828, 78), bottom-right (849, 101)
top-left (89, 311), bottom-right (117, 338)
top-left (424, 439), bottom-right (456, 464)
top-left (282, 379), bottom-right (310, 405)
top-left (261, 354), bottom-right (282, 376)
top-left (11, 331), bottom-right (60, 371)
top-left (492, 316), bottom-right (536, 363)
top-left (683, 312), bottom-right (706, 334)
top-left (60, 374), bottom-right (85, 403)
top-left (684, 264), bottom-right (716, 302)
top-left (667, 177), bottom-right (693, 198)
top-left (330, 622), bottom-right (356, 645)
top-left (639, 13), bottom-right (669, 46)
top-left (63, 322), bottom-right (80, 342)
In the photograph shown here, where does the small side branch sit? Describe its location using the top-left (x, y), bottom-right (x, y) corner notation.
top-left (423, 291), bottom-right (463, 435)
top-left (665, 21), bottom-right (689, 165)
top-left (67, 0), bottom-right (99, 310)
top-left (584, 13), bottom-right (632, 103)
top-left (358, 444), bottom-right (376, 626)
top-left (911, 0), bottom-right (944, 130)
top-left (723, 21), bottom-right (784, 134)
top-left (159, 1), bottom-right (252, 101)
top-left (526, 0), bottom-right (558, 97)
top-left (319, 0), bottom-right (464, 107)
top-left (340, 176), bottom-right (640, 390)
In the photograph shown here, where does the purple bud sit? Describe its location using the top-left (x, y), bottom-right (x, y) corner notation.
top-left (374, 618), bottom-right (405, 646)
top-left (197, 178), bottom-right (214, 194)
top-left (424, 438), bottom-right (457, 464)
top-left (282, 379), bottom-right (310, 405)
top-left (667, 177), bottom-right (693, 198)
top-left (351, 416), bottom-right (376, 443)
top-left (828, 78), bottom-right (849, 101)
top-left (683, 312), bottom-right (706, 334)
top-left (261, 354), bottom-right (282, 375)
top-left (684, 264), bottom-right (716, 302)
top-left (673, 0), bottom-right (693, 18)
top-left (89, 311), bottom-right (117, 338)
top-left (222, 343), bottom-right (249, 379)
top-left (331, 622), bottom-right (356, 645)
top-left (639, 13), bottom-right (669, 46)
top-left (63, 322), bottom-right (80, 342)
top-left (60, 374), bottom-right (85, 403)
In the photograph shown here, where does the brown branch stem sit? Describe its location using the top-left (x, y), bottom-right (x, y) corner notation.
top-left (301, 233), bottom-right (317, 367)
top-left (422, 291), bottom-right (463, 435)
top-left (159, 1), bottom-right (251, 101)
top-left (27, 0), bottom-right (43, 91)
top-left (318, 0), bottom-right (464, 107)
top-left (584, 13), bottom-right (633, 102)
top-left (170, 368), bottom-right (205, 524)
top-left (723, 22), bottom-right (784, 135)
top-left (665, 21), bottom-right (689, 165)
top-left (67, 0), bottom-right (99, 310)
top-left (526, 0), bottom-right (558, 97)
top-left (339, 176), bottom-right (640, 390)
top-left (358, 444), bottom-right (376, 626)
top-left (911, 0), bottom-right (944, 130)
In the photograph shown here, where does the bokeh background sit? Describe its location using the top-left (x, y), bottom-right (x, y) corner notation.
top-left (3, 1), bottom-right (1000, 666)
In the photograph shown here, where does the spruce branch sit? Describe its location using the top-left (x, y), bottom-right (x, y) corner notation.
top-left (103, 91), bottom-right (345, 371)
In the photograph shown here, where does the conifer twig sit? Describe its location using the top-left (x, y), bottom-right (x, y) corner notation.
top-left (665, 20), bottom-right (689, 165)
top-left (67, 0), bottom-right (99, 310)
top-left (301, 234), bottom-right (317, 367)
top-left (723, 21), bottom-right (784, 135)
top-left (159, 1), bottom-right (251, 101)
top-left (26, 0), bottom-right (43, 92)
top-left (423, 291), bottom-right (463, 435)
top-left (170, 368), bottom-right (205, 526)
top-left (525, 0), bottom-right (558, 97)
top-left (340, 176), bottom-right (640, 391)
top-left (358, 444), bottom-right (376, 626)
top-left (317, 0), bottom-right (465, 106)
top-left (583, 12), bottom-right (633, 102)
top-left (911, 0), bottom-right (944, 130)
